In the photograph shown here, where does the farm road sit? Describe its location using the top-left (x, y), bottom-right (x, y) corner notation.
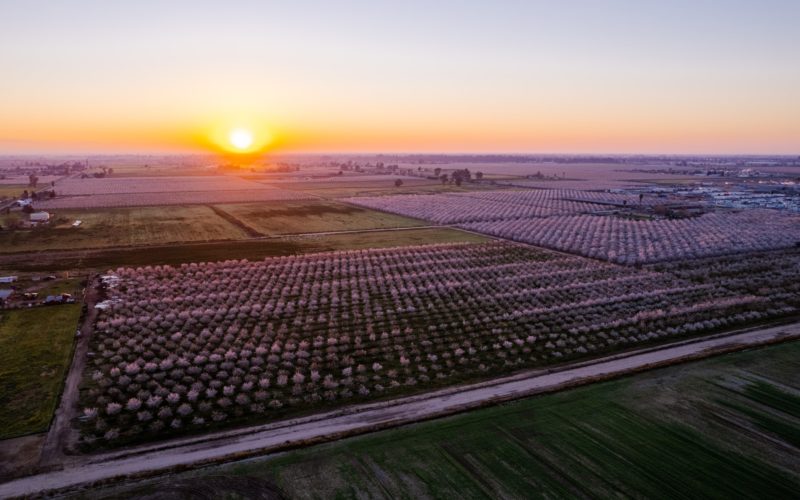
top-left (1, 321), bottom-right (798, 498)
top-left (38, 275), bottom-right (101, 467)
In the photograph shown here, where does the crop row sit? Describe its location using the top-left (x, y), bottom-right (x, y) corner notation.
top-left (461, 210), bottom-right (800, 264)
top-left (346, 189), bottom-right (632, 224)
top-left (79, 242), bottom-right (788, 444)
top-left (650, 247), bottom-right (800, 304)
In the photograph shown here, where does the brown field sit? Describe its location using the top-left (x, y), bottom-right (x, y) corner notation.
top-left (214, 201), bottom-right (425, 235)
top-left (0, 185), bottom-right (28, 199)
top-left (0, 228), bottom-right (489, 272)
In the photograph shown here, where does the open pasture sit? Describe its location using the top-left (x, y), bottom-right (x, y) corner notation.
top-left (78, 242), bottom-right (794, 445)
top-left (0, 175), bottom-right (61, 185)
top-left (0, 206), bottom-right (250, 253)
top-left (0, 304), bottom-right (82, 440)
top-left (0, 184), bottom-right (29, 199)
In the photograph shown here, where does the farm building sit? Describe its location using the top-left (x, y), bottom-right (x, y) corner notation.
top-left (0, 276), bottom-right (18, 283)
top-left (29, 211), bottom-right (51, 223)
top-left (0, 289), bottom-right (13, 304)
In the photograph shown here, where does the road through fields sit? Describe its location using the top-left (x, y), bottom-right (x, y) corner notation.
top-left (1, 321), bottom-right (798, 498)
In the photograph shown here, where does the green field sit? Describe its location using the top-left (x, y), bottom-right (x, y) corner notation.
top-left (0, 205), bottom-right (249, 253)
top-left (214, 201), bottom-right (424, 235)
top-left (0, 304), bottom-right (82, 439)
top-left (30, 277), bottom-right (85, 297)
top-left (0, 228), bottom-right (489, 272)
top-left (98, 340), bottom-right (800, 499)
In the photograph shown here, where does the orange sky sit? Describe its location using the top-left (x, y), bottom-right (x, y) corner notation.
top-left (1, 2), bottom-right (798, 155)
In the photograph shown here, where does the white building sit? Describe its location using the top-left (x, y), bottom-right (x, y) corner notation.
top-left (29, 211), bottom-right (51, 223)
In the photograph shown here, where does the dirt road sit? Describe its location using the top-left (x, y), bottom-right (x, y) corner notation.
top-left (38, 275), bottom-right (101, 467)
top-left (1, 321), bottom-right (798, 498)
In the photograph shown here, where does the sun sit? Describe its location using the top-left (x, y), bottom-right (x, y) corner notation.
top-left (207, 121), bottom-right (272, 154)
top-left (229, 128), bottom-right (253, 150)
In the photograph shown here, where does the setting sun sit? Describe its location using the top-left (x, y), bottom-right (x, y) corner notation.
top-left (204, 121), bottom-right (274, 155)
top-left (229, 128), bottom-right (253, 150)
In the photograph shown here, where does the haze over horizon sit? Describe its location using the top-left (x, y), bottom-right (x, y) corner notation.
top-left (1, 0), bottom-right (798, 155)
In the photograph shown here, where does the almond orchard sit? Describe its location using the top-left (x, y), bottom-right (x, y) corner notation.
top-left (79, 242), bottom-right (798, 445)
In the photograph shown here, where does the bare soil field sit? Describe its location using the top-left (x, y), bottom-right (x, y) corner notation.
top-left (0, 228), bottom-right (486, 272)
top-left (214, 201), bottom-right (424, 235)
top-left (51, 176), bottom-right (265, 196)
top-left (35, 188), bottom-right (311, 209)
top-left (0, 434), bottom-right (45, 482)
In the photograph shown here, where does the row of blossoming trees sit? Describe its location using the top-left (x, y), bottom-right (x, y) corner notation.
top-left (648, 247), bottom-right (800, 303)
top-left (347, 190), bottom-right (800, 264)
top-left (346, 189), bottom-right (636, 224)
top-left (79, 242), bottom-right (795, 444)
top-left (462, 210), bottom-right (800, 264)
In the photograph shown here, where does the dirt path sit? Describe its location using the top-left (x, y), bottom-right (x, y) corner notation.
top-left (207, 205), bottom-right (265, 237)
top-left (2, 321), bottom-right (798, 498)
top-left (38, 275), bottom-right (100, 467)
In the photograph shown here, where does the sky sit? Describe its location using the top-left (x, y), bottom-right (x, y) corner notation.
top-left (0, 0), bottom-right (798, 155)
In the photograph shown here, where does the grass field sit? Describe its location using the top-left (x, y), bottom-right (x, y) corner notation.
top-left (0, 228), bottom-right (489, 272)
top-left (214, 201), bottom-right (425, 235)
top-left (0, 206), bottom-right (249, 253)
top-left (98, 340), bottom-right (800, 499)
top-left (0, 184), bottom-right (28, 199)
top-left (0, 304), bottom-right (82, 440)
top-left (32, 277), bottom-right (85, 297)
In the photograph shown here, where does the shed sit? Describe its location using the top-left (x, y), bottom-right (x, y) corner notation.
top-left (30, 211), bottom-right (51, 223)
top-left (0, 289), bottom-right (13, 303)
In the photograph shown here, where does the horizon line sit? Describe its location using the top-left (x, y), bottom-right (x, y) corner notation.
top-left (0, 151), bottom-right (798, 159)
